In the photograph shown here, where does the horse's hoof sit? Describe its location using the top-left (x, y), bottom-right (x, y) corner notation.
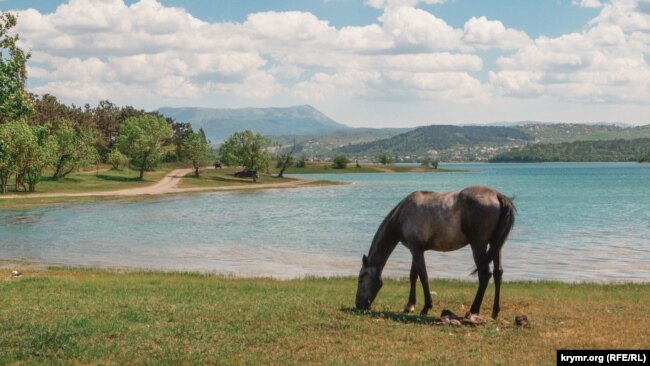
top-left (404, 304), bottom-right (416, 313)
top-left (420, 306), bottom-right (432, 316)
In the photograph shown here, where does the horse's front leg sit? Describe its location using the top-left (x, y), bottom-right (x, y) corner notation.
top-left (403, 259), bottom-right (418, 313)
top-left (412, 250), bottom-right (433, 315)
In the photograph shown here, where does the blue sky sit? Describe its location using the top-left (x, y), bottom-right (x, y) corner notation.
top-left (2, 0), bottom-right (649, 127)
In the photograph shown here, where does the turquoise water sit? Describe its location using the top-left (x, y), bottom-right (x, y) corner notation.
top-left (1, 163), bottom-right (649, 282)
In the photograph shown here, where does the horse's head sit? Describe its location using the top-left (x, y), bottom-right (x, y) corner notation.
top-left (355, 254), bottom-right (383, 310)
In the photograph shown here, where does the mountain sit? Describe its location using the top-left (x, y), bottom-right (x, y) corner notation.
top-left (157, 105), bottom-right (350, 142)
top-left (336, 125), bottom-right (532, 159)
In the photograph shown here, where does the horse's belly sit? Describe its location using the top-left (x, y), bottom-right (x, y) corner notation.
top-left (430, 235), bottom-right (469, 252)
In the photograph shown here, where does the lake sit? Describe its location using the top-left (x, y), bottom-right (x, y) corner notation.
top-left (1, 163), bottom-right (649, 282)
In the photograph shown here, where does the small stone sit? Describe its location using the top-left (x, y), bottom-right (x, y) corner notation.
top-left (449, 319), bottom-right (462, 327)
top-left (515, 315), bottom-right (530, 328)
top-left (10, 270), bottom-right (21, 278)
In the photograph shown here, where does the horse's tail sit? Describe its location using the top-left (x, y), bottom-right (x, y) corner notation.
top-left (471, 193), bottom-right (516, 275)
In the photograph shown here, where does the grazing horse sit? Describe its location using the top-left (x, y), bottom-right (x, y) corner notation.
top-left (355, 185), bottom-right (515, 319)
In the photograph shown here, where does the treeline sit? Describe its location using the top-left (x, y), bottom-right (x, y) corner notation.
top-left (0, 97), bottom-right (211, 191)
top-left (490, 138), bottom-right (650, 163)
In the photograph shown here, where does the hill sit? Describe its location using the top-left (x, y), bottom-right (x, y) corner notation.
top-left (336, 125), bottom-right (532, 161)
top-left (270, 128), bottom-right (412, 158)
top-left (490, 138), bottom-right (650, 162)
top-left (516, 123), bottom-right (650, 143)
top-left (157, 105), bottom-right (349, 142)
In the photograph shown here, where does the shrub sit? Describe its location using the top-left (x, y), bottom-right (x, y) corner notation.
top-left (332, 155), bottom-right (350, 169)
top-left (107, 149), bottom-right (129, 170)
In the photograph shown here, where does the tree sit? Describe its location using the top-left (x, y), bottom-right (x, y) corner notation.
top-left (50, 119), bottom-right (98, 179)
top-left (377, 152), bottom-right (393, 165)
top-left (182, 130), bottom-right (210, 177)
top-left (0, 122), bottom-right (15, 192)
top-left (332, 155), bottom-right (350, 169)
top-left (218, 130), bottom-right (271, 174)
top-left (295, 154), bottom-right (307, 168)
top-left (275, 143), bottom-right (296, 178)
top-left (0, 120), bottom-right (54, 192)
top-left (116, 115), bottom-right (173, 180)
top-left (0, 12), bottom-right (32, 124)
top-left (107, 149), bottom-right (129, 170)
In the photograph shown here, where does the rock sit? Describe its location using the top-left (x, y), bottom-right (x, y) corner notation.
top-left (10, 270), bottom-right (21, 278)
top-left (515, 315), bottom-right (530, 328)
top-left (462, 312), bottom-right (488, 326)
top-left (449, 319), bottom-right (462, 326)
top-left (440, 309), bottom-right (462, 320)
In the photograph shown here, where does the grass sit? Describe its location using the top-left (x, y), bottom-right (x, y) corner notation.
top-left (1, 267), bottom-right (648, 365)
top-left (178, 167), bottom-right (296, 188)
top-left (2, 166), bottom-right (172, 195)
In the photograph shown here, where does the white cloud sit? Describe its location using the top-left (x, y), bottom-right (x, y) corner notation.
top-left (462, 16), bottom-right (531, 49)
top-left (11, 0), bottom-right (650, 116)
top-left (365, 0), bottom-right (446, 9)
top-left (489, 0), bottom-right (650, 104)
top-left (572, 0), bottom-right (603, 8)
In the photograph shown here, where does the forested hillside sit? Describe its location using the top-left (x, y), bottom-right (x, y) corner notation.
top-left (490, 138), bottom-right (650, 162)
top-left (336, 125), bottom-right (532, 159)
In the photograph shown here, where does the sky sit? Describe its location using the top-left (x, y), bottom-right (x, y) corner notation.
top-left (2, 0), bottom-right (649, 127)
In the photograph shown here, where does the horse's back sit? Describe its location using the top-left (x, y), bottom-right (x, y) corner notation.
top-left (397, 186), bottom-right (503, 251)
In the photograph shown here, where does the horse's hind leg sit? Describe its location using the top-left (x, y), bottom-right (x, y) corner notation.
top-left (492, 249), bottom-right (503, 319)
top-left (470, 243), bottom-right (492, 315)
top-left (403, 259), bottom-right (418, 313)
top-left (412, 250), bottom-right (433, 315)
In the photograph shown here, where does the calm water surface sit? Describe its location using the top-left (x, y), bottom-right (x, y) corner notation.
top-left (1, 163), bottom-right (649, 282)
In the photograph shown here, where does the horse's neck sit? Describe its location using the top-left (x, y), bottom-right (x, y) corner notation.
top-left (368, 227), bottom-right (399, 271)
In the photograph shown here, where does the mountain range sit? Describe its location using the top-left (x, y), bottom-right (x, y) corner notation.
top-left (158, 105), bottom-right (349, 142)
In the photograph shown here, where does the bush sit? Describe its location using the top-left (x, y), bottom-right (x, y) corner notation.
top-left (377, 153), bottom-right (393, 165)
top-left (332, 155), bottom-right (350, 169)
top-left (296, 154), bottom-right (307, 168)
top-left (107, 149), bottom-right (129, 170)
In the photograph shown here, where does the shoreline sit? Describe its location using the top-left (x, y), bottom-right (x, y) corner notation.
top-left (0, 168), bottom-right (348, 209)
top-left (3, 260), bottom-right (648, 284)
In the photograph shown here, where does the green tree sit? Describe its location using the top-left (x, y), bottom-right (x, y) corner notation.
top-left (218, 130), bottom-right (270, 173)
top-left (107, 149), bottom-right (129, 170)
top-left (332, 155), bottom-right (350, 169)
top-left (116, 115), bottom-right (173, 180)
top-left (0, 13), bottom-right (32, 123)
top-left (377, 152), bottom-right (393, 165)
top-left (0, 122), bottom-right (16, 192)
top-left (275, 143), bottom-right (296, 178)
top-left (182, 130), bottom-right (210, 177)
top-left (0, 120), bottom-right (54, 192)
top-left (50, 119), bottom-right (98, 179)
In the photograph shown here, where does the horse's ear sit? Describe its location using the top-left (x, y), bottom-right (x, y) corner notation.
top-left (362, 255), bottom-right (368, 267)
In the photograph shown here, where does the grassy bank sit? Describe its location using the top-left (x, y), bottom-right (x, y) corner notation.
top-left (4, 167), bottom-right (172, 195)
top-left (1, 268), bottom-right (648, 365)
top-left (178, 167), bottom-right (296, 188)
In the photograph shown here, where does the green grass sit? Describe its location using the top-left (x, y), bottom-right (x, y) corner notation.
top-left (178, 167), bottom-right (295, 188)
top-left (1, 267), bottom-right (648, 365)
top-left (3, 167), bottom-right (172, 195)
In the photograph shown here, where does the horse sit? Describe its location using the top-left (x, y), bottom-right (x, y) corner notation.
top-left (355, 185), bottom-right (515, 319)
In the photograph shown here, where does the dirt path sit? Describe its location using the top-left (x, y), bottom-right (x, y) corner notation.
top-left (0, 168), bottom-right (319, 200)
